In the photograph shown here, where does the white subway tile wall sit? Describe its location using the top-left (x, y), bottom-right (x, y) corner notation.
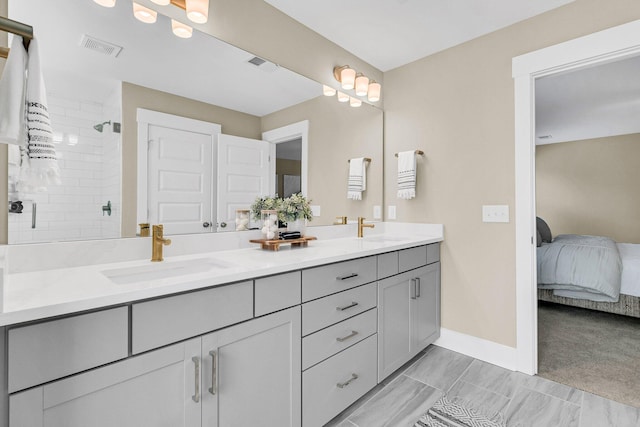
top-left (8, 89), bottom-right (122, 244)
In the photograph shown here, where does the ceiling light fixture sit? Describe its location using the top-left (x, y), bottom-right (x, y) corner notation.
top-left (332, 65), bottom-right (382, 104)
top-left (323, 85), bottom-right (337, 96)
top-left (171, 19), bottom-right (193, 38)
top-left (349, 97), bottom-right (362, 108)
top-left (185, 0), bottom-right (209, 24)
top-left (367, 81), bottom-right (381, 102)
top-left (93, 0), bottom-right (116, 7)
top-left (133, 2), bottom-right (158, 24)
top-left (355, 73), bottom-right (369, 97)
top-left (337, 91), bottom-right (349, 103)
top-left (333, 65), bottom-right (356, 90)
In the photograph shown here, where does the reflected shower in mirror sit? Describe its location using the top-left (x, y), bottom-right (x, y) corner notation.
top-left (6, 0), bottom-right (383, 243)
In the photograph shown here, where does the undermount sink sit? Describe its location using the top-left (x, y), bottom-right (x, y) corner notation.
top-left (102, 258), bottom-right (230, 285)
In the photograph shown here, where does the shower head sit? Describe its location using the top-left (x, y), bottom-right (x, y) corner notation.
top-left (94, 121), bottom-right (111, 133)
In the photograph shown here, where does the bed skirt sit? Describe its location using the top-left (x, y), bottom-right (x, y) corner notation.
top-left (538, 289), bottom-right (640, 318)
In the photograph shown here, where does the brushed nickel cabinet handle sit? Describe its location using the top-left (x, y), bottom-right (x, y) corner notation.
top-left (192, 356), bottom-right (200, 403)
top-left (416, 277), bottom-right (421, 298)
top-left (410, 279), bottom-right (417, 300)
top-left (336, 273), bottom-right (358, 281)
top-left (208, 350), bottom-right (217, 395)
top-left (336, 330), bottom-right (359, 342)
top-left (336, 373), bottom-right (359, 389)
top-left (336, 301), bottom-right (359, 311)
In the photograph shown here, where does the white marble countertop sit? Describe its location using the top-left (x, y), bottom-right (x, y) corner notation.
top-left (0, 226), bottom-right (443, 327)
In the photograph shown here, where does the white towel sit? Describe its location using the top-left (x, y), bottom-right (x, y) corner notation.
top-left (397, 151), bottom-right (416, 200)
top-left (17, 38), bottom-right (61, 193)
top-left (0, 36), bottom-right (27, 145)
top-left (347, 157), bottom-right (367, 200)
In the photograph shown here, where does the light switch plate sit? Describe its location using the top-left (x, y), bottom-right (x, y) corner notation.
top-left (311, 205), bottom-right (321, 217)
top-left (388, 205), bottom-right (397, 220)
top-left (373, 205), bottom-right (382, 220)
top-left (482, 205), bottom-right (509, 223)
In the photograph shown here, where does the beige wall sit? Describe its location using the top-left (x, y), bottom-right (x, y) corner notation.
top-left (384, 0), bottom-right (640, 347)
top-left (262, 96), bottom-right (383, 226)
top-left (276, 158), bottom-right (301, 198)
top-left (536, 134), bottom-right (640, 244)
top-left (121, 82), bottom-right (261, 236)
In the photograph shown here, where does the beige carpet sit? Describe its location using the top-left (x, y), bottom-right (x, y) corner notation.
top-left (538, 301), bottom-right (640, 408)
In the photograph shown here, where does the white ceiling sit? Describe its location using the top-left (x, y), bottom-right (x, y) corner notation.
top-left (536, 55), bottom-right (640, 145)
top-left (264, 0), bottom-right (575, 72)
top-left (9, 0), bottom-right (321, 117)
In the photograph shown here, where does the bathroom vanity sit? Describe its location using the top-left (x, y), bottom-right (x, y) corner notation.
top-left (0, 224), bottom-right (442, 427)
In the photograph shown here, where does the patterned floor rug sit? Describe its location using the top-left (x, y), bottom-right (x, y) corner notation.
top-left (414, 395), bottom-right (506, 427)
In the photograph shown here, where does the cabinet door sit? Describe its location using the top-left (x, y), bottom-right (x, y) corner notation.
top-left (10, 339), bottom-right (201, 427)
top-left (413, 262), bottom-right (441, 352)
top-left (201, 306), bottom-right (301, 427)
top-left (378, 272), bottom-right (413, 381)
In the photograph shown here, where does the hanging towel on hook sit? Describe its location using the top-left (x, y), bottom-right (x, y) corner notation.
top-left (397, 150), bottom-right (416, 200)
top-left (17, 38), bottom-right (61, 193)
top-left (347, 157), bottom-right (367, 200)
top-left (0, 36), bottom-right (27, 145)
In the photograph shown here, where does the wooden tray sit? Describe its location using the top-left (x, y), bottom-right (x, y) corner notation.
top-left (250, 236), bottom-right (317, 251)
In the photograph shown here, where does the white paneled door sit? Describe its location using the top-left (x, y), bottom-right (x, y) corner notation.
top-left (217, 134), bottom-right (271, 232)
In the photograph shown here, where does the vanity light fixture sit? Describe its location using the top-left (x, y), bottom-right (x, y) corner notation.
top-left (349, 97), bottom-right (362, 108)
top-left (171, 19), bottom-right (193, 38)
top-left (93, 0), bottom-right (116, 7)
top-left (367, 81), bottom-right (381, 102)
top-left (185, 0), bottom-right (209, 24)
top-left (150, 0), bottom-right (171, 4)
top-left (323, 85), bottom-right (337, 96)
top-left (337, 91), bottom-right (349, 103)
top-left (133, 2), bottom-right (158, 24)
top-left (334, 65), bottom-right (356, 90)
top-left (355, 73), bottom-right (369, 97)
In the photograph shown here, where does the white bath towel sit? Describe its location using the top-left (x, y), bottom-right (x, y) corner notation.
top-left (0, 36), bottom-right (27, 145)
top-left (397, 151), bottom-right (416, 199)
top-left (17, 38), bottom-right (61, 193)
top-left (347, 157), bottom-right (367, 200)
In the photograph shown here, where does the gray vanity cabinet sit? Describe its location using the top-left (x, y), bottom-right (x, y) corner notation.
top-left (377, 245), bottom-right (441, 381)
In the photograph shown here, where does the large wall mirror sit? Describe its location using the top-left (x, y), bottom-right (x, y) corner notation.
top-left (6, 0), bottom-right (383, 243)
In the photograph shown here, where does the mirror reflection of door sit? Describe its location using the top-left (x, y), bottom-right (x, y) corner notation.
top-left (276, 138), bottom-right (302, 198)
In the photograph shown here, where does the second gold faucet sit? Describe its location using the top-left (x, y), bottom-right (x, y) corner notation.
top-left (151, 224), bottom-right (172, 262)
top-left (357, 217), bottom-right (375, 238)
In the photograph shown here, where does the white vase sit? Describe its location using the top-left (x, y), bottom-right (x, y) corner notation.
top-left (287, 218), bottom-right (306, 236)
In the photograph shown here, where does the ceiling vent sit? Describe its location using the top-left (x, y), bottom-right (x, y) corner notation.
top-left (248, 56), bottom-right (266, 66)
top-left (79, 35), bottom-right (123, 58)
top-left (247, 56), bottom-right (278, 73)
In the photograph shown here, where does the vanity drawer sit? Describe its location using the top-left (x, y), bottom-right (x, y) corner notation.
top-left (302, 256), bottom-right (377, 302)
top-left (302, 283), bottom-right (376, 336)
top-left (255, 271), bottom-right (301, 317)
top-left (8, 307), bottom-right (129, 393)
top-left (377, 251), bottom-right (399, 279)
top-left (132, 281), bottom-right (253, 354)
top-left (399, 245), bottom-right (427, 272)
top-left (302, 308), bottom-right (377, 370)
top-left (302, 334), bottom-right (377, 427)
top-left (427, 243), bottom-right (440, 265)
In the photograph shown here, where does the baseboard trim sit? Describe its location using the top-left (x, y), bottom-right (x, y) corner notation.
top-left (433, 328), bottom-right (517, 371)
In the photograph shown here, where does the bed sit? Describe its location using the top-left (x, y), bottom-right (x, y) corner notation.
top-left (536, 218), bottom-right (640, 318)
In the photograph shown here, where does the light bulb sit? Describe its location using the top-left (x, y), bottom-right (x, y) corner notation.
top-left (172, 19), bottom-right (193, 38)
top-left (367, 81), bottom-right (381, 102)
top-left (150, 0), bottom-right (170, 4)
top-left (337, 91), bottom-right (349, 103)
top-left (186, 0), bottom-right (209, 24)
top-left (349, 97), bottom-right (362, 107)
top-left (93, 0), bottom-right (116, 7)
top-left (133, 2), bottom-right (157, 24)
top-left (323, 85), bottom-right (336, 96)
top-left (340, 67), bottom-right (356, 90)
top-left (355, 74), bottom-right (369, 96)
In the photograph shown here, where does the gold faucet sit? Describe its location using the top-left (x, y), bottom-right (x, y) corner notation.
top-left (357, 217), bottom-right (375, 238)
top-left (334, 216), bottom-right (348, 225)
top-left (151, 225), bottom-right (172, 262)
top-left (139, 223), bottom-right (150, 237)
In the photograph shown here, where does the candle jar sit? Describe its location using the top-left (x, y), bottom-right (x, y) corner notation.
top-left (260, 209), bottom-right (279, 240)
top-left (235, 209), bottom-right (250, 231)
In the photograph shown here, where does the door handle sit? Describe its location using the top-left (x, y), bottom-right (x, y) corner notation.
top-left (336, 330), bottom-right (359, 342)
top-left (410, 279), bottom-right (417, 300)
top-left (336, 273), bottom-right (358, 281)
top-left (220, 222), bottom-right (227, 228)
top-left (336, 373), bottom-right (359, 389)
top-left (336, 301), bottom-right (359, 311)
top-left (203, 222), bottom-right (211, 228)
top-left (192, 356), bottom-right (200, 403)
top-left (416, 277), bottom-right (421, 298)
top-left (208, 350), bottom-right (217, 395)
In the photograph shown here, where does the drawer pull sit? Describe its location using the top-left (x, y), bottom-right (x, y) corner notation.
top-left (336, 301), bottom-right (359, 311)
top-left (416, 277), bottom-right (421, 298)
top-left (192, 356), bottom-right (200, 403)
top-left (336, 330), bottom-right (359, 342)
top-left (336, 373), bottom-right (359, 389)
top-left (410, 279), bottom-right (417, 300)
top-left (208, 350), bottom-right (217, 395)
top-left (337, 273), bottom-right (359, 281)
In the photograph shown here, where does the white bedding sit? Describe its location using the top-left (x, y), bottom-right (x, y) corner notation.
top-left (617, 243), bottom-right (640, 297)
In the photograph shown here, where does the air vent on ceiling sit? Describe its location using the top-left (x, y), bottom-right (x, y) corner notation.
top-left (248, 56), bottom-right (266, 66)
top-left (247, 56), bottom-right (278, 73)
top-left (79, 35), bottom-right (123, 58)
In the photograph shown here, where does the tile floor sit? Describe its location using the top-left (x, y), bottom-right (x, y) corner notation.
top-left (325, 346), bottom-right (640, 427)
